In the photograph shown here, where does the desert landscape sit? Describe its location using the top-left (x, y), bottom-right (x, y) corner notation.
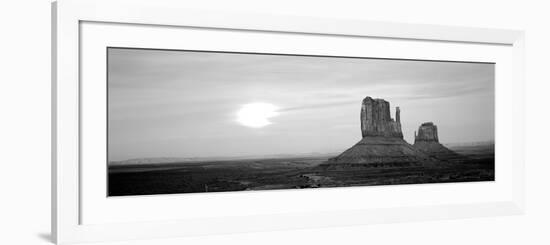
top-left (108, 97), bottom-right (494, 196)
top-left (107, 49), bottom-right (495, 197)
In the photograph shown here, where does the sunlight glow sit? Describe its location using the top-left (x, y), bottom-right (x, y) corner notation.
top-left (236, 103), bottom-right (279, 128)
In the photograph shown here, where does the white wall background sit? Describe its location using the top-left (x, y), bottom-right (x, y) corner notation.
top-left (0, 0), bottom-right (548, 244)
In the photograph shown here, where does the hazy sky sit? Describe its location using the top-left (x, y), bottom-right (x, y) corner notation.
top-left (108, 48), bottom-right (494, 161)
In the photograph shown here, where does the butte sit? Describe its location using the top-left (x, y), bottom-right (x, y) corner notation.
top-left (326, 97), bottom-right (431, 167)
top-left (412, 122), bottom-right (462, 161)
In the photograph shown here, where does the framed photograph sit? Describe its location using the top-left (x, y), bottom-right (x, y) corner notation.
top-left (52, 0), bottom-right (525, 244)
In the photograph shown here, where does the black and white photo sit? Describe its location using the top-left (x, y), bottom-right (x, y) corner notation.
top-left (107, 48), bottom-right (495, 196)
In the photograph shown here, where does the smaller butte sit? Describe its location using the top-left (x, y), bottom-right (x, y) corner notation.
top-left (413, 122), bottom-right (462, 161)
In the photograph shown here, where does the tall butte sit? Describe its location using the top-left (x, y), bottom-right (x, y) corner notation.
top-left (328, 97), bottom-right (430, 166)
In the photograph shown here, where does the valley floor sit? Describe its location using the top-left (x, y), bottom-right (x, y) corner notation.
top-left (108, 144), bottom-right (495, 196)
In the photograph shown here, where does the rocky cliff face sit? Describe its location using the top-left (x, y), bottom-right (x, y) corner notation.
top-left (414, 122), bottom-right (439, 143)
top-left (413, 122), bottom-right (461, 161)
top-left (361, 97), bottom-right (403, 138)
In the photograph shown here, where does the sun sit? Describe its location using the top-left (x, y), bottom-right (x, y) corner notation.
top-left (236, 103), bottom-right (279, 128)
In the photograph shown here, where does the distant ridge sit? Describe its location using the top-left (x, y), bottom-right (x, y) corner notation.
top-left (109, 157), bottom-right (201, 166)
top-left (109, 152), bottom-right (342, 166)
top-left (443, 141), bottom-right (495, 147)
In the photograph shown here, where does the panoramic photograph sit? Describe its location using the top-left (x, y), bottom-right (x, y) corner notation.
top-left (107, 47), bottom-right (495, 196)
